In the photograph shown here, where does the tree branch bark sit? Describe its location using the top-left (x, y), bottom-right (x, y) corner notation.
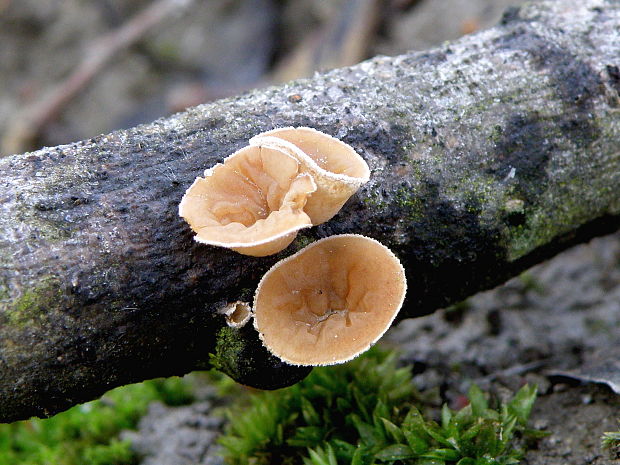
top-left (0, 0), bottom-right (619, 422)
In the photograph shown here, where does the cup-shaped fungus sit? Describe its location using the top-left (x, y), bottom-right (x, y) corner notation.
top-left (179, 144), bottom-right (317, 256)
top-left (253, 234), bottom-right (406, 366)
top-left (220, 301), bottom-right (252, 329)
top-left (249, 127), bottom-right (370, 225)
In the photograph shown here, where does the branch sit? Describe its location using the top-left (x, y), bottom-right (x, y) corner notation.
top-left (0, 0), bottom-right (619, 422)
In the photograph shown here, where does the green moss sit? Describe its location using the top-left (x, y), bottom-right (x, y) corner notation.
top-left (602, 421), bottom-right (620, 460)
top-left (463, 177), bottom-right (498, 209)
top-left (236, 288), bottom-right (255, 303)
top-left (293, 234), bottom-right (316, 250)
top-left (0, 377), bottom-right (195, 465)
top-left (5, 277), bottom-right (62, 327)
top-left (220, 347), bottom-right (544, 465)
top-left (9, 200), bottom-right (73, 242)
top-left (209, 326), bottom-right (249, 375)
top-left (362, 190), bottom-right (387, 209)
top-left (506, 188), bottom-right (591, 261)
top-left (395, 186), bottom-right (423, 212)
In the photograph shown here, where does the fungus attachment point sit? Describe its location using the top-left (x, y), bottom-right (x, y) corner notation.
top-left (178, 144), bottom-right (316, 256)
top-left (249, 127), bottom-right (370, 225)
top-left (253, 234), bottom-right (406, 366)
top-left (219, 301), bottom-right (252, 328)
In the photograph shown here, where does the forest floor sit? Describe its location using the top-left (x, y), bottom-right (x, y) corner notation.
top-left (125, 231), bottom-right (620, 464)
top-left (388, 231), bottom-right (620, 465)
top-left (125, 233), bottom-right (620, 465)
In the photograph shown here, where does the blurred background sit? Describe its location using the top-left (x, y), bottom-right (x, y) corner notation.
top-left (0, 0), bottom-right (525, 156)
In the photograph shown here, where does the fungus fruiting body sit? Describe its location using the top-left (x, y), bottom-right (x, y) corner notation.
top-left (250, 127), bottom-right (370, 224)
top-left (178, 144), bottom-right (316, 257)
top-left (253, 234), bottom-right (407, 366)
top-left (179, 127), bottom-right (370, 256)
top-left (220, 301), bottom-right (252, 328)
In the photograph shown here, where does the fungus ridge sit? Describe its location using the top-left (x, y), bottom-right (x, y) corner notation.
top-left (249, 127), bottom-right (370, 225)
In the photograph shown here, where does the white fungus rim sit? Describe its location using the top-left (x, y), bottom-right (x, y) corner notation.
top-left (249, 127), bottom-right (370, 186)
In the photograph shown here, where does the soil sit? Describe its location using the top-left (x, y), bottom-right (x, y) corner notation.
top-left (122, 399), bottom-right (226, 465)
top-left (524, 384), bottom-right (619, 465)
top-left (387, 231), bottom-right (620, 464)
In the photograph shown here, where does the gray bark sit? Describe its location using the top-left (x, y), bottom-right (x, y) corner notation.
top-left (0, 0), bottom-right (619, 422)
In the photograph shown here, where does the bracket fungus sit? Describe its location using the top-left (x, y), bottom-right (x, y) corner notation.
top-left (179, 127), bottom-right (370, 256)
top-left (178, 144), bottom-right (317, 256)
top-left (250, 127), bottom-right (371, 224)
top-left (253, 234), bottom-right (407, 366)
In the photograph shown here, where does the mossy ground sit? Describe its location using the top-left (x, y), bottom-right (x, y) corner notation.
top-left (0, 376), bottom-right (196, 465)
top-left (219, 347), bottom-right (543, 465)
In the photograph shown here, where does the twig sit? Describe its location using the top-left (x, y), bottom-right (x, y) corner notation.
top-left (271, 0), bottom-right (381, 83)
top-left (1, 0), bottom-right (195, 156)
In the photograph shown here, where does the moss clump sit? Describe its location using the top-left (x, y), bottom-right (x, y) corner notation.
top-left (505, 198), bottom-right (588, 261)
top-left (208, 322), bottom-right (312, 390)
top-left (209, 326), bottom-right (248, 375)
top-left (0, 377), bottom-right (195, 465)
top-left (220, 346), bottom-right (544, 465)
top-left (363, 190), bottom-right (388, 210)
top-left (395, 186), bottom-right (423, 213)
top-left (602, 422), bottom-right (620, 460)
top-left (5, 278), bottom-right (63, 327)
top-left (293, 234), bottom-right (316, 250)
top-left (13, 204), bottom-right (74, 242)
